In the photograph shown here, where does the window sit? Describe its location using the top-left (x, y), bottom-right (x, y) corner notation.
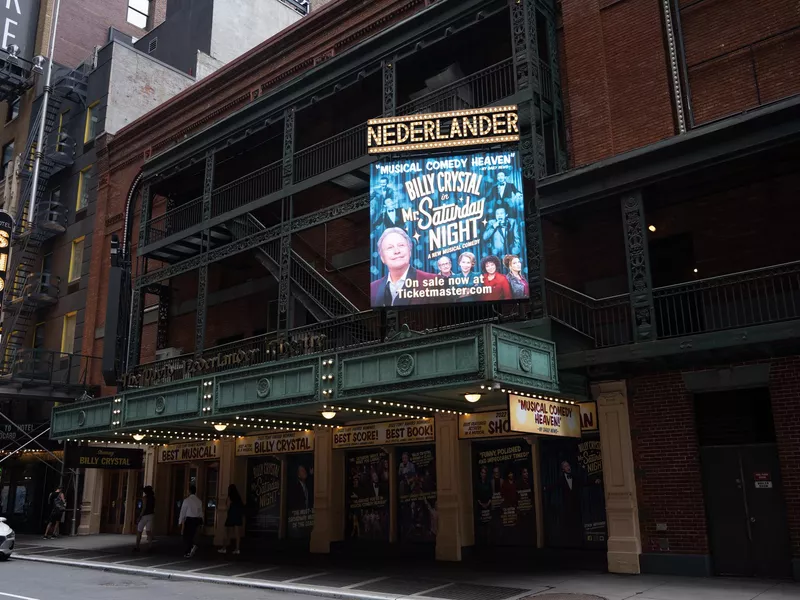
top-left (76, 166), bottom-right (92, 210)
top-left (50, 188), bottom-right (61, 210)
top-left (6, 97), bottom-right (20, 123)
top-left (84, 102), bottom-right (100, 143)
top-left (33, 323), bottom-right (46, 349)
top-left (61, 312), bottom-right (77, 356)
top-left (68, 237), bottom-right (85, 283)
top-left (56, 109), bottom-right (69, 153)
top-left (1, 141), bottom-right (14, 169)
top-left (127, 0), bottom-right (149, 28)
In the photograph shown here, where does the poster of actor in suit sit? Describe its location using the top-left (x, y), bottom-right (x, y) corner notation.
top-left (540, 435), bottom-right (607, 549)
top-left (369, 151), bottom-right (528, 307)
top-left (346, 450), bottom-right (390, 541)
top-left (286, 453), bottom-right (314, 539)
top-left (246, 456), bottom-right (281, 537)
top-left (396, 446), bottom-right (437, 543)
top-left (472, 441), bottom-right (535, 547)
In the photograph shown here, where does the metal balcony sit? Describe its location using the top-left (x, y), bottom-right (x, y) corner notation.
top-left (0, 49), bottom-right (36, 103)
top-left (139, 58), bottom-right (517, 258)
top-left (546, 260), bottom-right (800, 348)
top-left (7, 349), bottom-right (97, 391)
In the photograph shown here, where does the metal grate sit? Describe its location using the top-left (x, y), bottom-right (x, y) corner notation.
top-left (300, 572), bottom-right (379, 588)
top-left (355, 577), bottom-right (446, 595)
top-left (421, 584), bottom-right (530, 600)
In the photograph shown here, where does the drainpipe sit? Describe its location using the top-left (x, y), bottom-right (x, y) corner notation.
top-left (28, 0), bottom-right (63, 226)
top-left (661, 0), bottom-right (688, 133)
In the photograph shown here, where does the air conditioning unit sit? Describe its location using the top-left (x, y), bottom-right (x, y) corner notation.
top-left (155, 347), bottom-right (183, 361)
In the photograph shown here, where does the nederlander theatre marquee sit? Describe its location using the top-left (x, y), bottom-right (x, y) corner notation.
top-left (51, 104), bottom-right (608, 554)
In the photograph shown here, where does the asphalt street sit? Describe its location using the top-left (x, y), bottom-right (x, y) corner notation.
top-left (0, 560), bottom-right (320, 600)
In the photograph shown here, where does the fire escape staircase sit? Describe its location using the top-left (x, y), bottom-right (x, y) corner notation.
top-left (224, 214), bottom-right (362, 321)
top-left (0, 65), bottom-right (88, 375)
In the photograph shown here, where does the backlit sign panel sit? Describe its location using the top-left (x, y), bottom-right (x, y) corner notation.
top-left (369, 150), bottom-right (528, 307)
top-left (0, 210), bottom-right (12, 308)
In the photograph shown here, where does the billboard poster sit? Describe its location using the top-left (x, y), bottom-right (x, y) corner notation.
top-left (459, 411), bottom-right (515, 439)
top-left (472, 440), bottom-right (535, 547)
top-left (346, 449), bottom-right (389, 541)
top-left (540, 435), bottom-right (607, 549)
top-left (396, 446), bottom-right (437, 543)
top-left (0, 210), bottom-right (12, 309)
top-left (246, 456), bottom-right (281, 537)
top-left (369, 150), bottom-right (528, 307)
top-left (285, 453), bottom-right (314, 539)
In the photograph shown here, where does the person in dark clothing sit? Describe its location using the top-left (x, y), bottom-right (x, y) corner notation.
top-left (218, 484), bottom-right (245, 555)
top-left (43, 488), bottom-right (65, 539)
top-left (133, 486), bottom-right (155, 552)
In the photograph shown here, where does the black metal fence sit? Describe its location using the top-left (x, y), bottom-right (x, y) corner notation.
top-left (547, 262), bottom-right (800, 347)
top-left (11, 349), bottom-right (97, 388)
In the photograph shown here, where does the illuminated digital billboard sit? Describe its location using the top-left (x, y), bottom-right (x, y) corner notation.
top-left (369, 150), bottom-right (528, 307)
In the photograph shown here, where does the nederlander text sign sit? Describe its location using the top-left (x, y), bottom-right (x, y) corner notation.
top-left (367, 106), bottom-right (520, 154)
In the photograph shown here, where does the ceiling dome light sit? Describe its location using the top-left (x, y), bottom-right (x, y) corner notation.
top-left (213, 424), bottom-right (228, 432)
top-left (321, 410), bottom-right (337, 420)
top-left (132, 434), bottom-right (145, 441)
top-left (648, 225), bottom-right (656, 232)
top-left (464, 393), bottom-right (482, 403)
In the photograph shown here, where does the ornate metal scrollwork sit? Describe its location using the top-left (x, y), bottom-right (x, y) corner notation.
top-left (77, 410), bottom-right (87, 426)
top-left (282, 108), bottom-right (295, 187)
top-left (395, 353), bottom-right (415, 377)
top-left (126, 287), bottom-right (143, 370)
top-left (154, 396), bottom-right (166, 414)
top-left (622, 192), bottom-right (655, 341)
top-left (202, 151), bottom-right (215, 221)
top-left (382, 60), bottom-right (396, 116)
top-left (195, 263), bottom-right (208, 354)
top-left (138, 181), bottom-right (152, 248)
top-left (256, 377), bottom-right (271, 398)
top-left (518, 348), bottom-right (533, 372)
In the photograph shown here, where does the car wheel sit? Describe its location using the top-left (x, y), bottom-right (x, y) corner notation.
top-left (0, 553), bottom-right (9, 561)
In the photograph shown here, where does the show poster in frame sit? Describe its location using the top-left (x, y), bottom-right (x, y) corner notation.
top-left (472, 440), bottom-right (535, 547)
top-left (396, 445), bottom-right (437, 543)
top-left (346, 449), bottom-right (390, 541)
top-left (369, 150), bottom-right (528, 307)
top-left (285, 453), bottom-right (315, 539)
top-left (246, 456), bottom-right (281, 537)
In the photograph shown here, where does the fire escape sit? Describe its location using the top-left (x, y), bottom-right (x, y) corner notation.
top-left (0, 58), bottom-right (91, 385)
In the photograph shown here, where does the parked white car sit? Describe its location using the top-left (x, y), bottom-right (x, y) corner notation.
top-left (0, 517), bottom-right (14, 560)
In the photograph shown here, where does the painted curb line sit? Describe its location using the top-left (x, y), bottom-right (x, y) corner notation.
top-left (13, 553), bottom-right (400, 600)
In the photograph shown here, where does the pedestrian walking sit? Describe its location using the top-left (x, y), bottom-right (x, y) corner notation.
top-left (218, 484), bottom-right (244, 555)
top-left (43, 488), bottom-right (66, 539)
top-left (178, 485), bottom-right (203, 558)
top-left (133, 486), bottom-right (156, 552)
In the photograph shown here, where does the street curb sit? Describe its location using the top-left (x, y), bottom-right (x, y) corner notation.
top-left (13, 553), bottom-right (401, 600)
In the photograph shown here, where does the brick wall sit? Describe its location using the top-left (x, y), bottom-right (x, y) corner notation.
top-left (628, 358), bottom-right (800, 560)
top-left (57, 0), bottom-right (149, 68)
top-left (559, 0), bottom-right (675, 167)
top-left (679, 0), bottom-right (800, 125)
top-left (768, 356), bottom-right (800, 559)
top-left (628, 371), bottom-right (709, 555)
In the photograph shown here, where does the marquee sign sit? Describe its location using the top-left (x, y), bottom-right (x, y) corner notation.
top-left (66, 446), bottom-right (144, 470)
top-left (458, 411), bottom-right (516, 439)
top-left (236, 430), bottom-right (315, 456)
top-left (508, 393), bottom-right (581, 438)
top-left (157, 440), bottom-right (220, 463)
top-left (0, 210), bottom-right (11, 307)
top-left (332, 419), bottom-right (434, 449)
top-left (367, 106), bottom-right (519, 154)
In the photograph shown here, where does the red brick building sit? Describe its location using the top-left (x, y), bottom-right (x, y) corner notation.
top-left (63, 0), bottom-right (800, 578)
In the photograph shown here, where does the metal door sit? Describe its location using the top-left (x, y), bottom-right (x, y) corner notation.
top-left (701, 444), bottom-right (790, 577)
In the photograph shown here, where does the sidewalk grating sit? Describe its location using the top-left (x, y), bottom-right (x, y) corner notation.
top-left (247, 566), bottom-right (325, 581)
top-left (302, 572), bottom-right (384, 588)
top-left (355, 577), bottom-right (447, 595)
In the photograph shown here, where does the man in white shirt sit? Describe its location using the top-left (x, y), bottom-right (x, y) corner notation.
top-left (179, 485), bottom-right (204, 558)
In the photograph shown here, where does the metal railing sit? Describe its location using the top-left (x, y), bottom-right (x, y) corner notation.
top-left (212, 160), bottom-right (282, 218)
top-left (396, 58), bottom-right (515, 116)
top-left (653, 261), bottom-right (800, 338)
top-left (10, 349), bottom-right (97, 388)
top-left (398, 302), bottom-right (512, 333)
top-left (141, 59), bottom-right (519, 246)
top-left (122, 311), bottom-right (383, 389)
top-left (546, 280), bottom-right (633, 348)
top-left (147, 196), bottom-right (203, 244)
top-left (539, 60), bottom-right (553, 103)
top-left (294, 122), bottom-right (368, 182)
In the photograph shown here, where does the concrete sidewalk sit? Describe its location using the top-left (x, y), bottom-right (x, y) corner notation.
top-left (11, 534), bottom-right (800, 600)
